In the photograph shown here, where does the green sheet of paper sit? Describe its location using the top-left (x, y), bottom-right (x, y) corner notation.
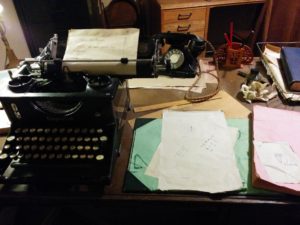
top-left (126, 118), bottom-right (273, 194)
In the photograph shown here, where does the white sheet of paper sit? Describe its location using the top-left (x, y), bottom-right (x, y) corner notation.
top-left (63, 28), bottom-right (139, 75)
top-left (145, 127), bottom-right (239, 178)
top-left (254, 141), bottom-right (300, 183)
top-left (155, 111), bottom-right (242, 193)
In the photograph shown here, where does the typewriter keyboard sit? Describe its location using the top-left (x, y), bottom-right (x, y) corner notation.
top-left (0, 127), bottom-right (111, 167)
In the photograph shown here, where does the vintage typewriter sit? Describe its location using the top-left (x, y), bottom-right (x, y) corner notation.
top-left (0, 29), bottom-right (205, 185)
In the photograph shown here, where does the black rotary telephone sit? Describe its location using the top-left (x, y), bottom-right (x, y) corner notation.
top-left (153, 32), bottom-right (206, 78)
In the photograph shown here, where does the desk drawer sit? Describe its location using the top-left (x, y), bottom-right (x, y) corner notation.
top-left (161, 7), bottom-right (206, 25)
top-left (162, 20), bottom-right (205, 35)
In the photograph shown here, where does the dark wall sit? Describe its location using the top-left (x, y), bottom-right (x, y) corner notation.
top-left (13, 0), bottom-right (99, 56)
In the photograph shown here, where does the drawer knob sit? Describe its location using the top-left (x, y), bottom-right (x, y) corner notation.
top-left (177, 24), bottom-right (191, 32)
top-left (177, 13), bottom-right (192, 20)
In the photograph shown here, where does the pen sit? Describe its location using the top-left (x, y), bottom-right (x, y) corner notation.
top-left (230, 21), bottom-right (234, 46)
top-left (224, 33), bottom-right (231, 47)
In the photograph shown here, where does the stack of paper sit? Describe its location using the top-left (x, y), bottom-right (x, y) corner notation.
top-left (261, 44), bottom-right (300, 101)
top-left (253, 105), bottom-right (300, 195)
top-left (145, 110), bottom-right (243, 194)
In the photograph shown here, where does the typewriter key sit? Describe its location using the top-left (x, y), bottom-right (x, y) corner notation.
top-left (72, 154), bottom-right (79, 159)
top-left (39, 136), bottom-right (46, 142)
top-left (61, 137), bottom-right (68, 142)
top-left (92, 137), bottom-right (98, 142)
top-left (74, 128), bottom-right (80, 134)
top-left (15, 128), bottom-right (21, 134)
top-left (23, 145), bottom-right (30, 151)
top-left (44, 128), bottom-right (51, 134)
top-left (100, 136), bottom-right (108, 142)
top-left (15, 145), bottom-right (22, 151)
top-left (41, 154), bottom-right (47, 160)
top-left (52, 128), bottom-right (58, 134)
top-left (81, 128), bottom-right (88, 134)
top-left (64, 154), bottom-right (71, 159)
top-left (24, 137), bottom-right (30, 142)
top-left (56, 154), bottom-right (63, 159)
top-left (62, 145), bottom-right (68, 151)
top-left (70, 145), bottom-right (76, 151)
top-left (24, 153), bottom-right (32, 160)
top-left (67, 128), bottom-right (73, 134)
top-left (29, 128), bottom-right (36, 133)
top-left (37, 128), bottom-right (44, 133)
top-left (69, 137), bottom-right (76, 142)
top-left (84, 146), bottom-right (91, 151)
top-left (77, 145), bottom-right (84, 151)
top-left (76, 137), bottom-right (83, 142)
top-left (92, 146), bottom-right (100, 151)
top-left (39, 145), bottom-right (46, 151)
top-left (54, 137), bottom-right (60, 142)
top-left (22, 128), bottom-right (29, 133)
top-left (84, 137), bottom-right (91, 142)
top-left (59, 128), bottom-right (66, 134)
top-left (9, 153), bottom-right (18, 160)
top-left (46, 137), bottom-right (53, 142)
top-left (6, 136), bottom-right (15, 142)
top-left (96, 155), bottom-right (104, 161)
top-left (33, 153), bottom-right (39, 159)
top-left (31, 136), bottom-right (38, 142)
top-left (0, 153), bottom-right (8, 160)
top-left (49, 153), bottom-right (55, 159)
top-left (31, 145), bottom-right (38, 151)
top-left (87, 154), bottom-right (94, 159)
top-left (89, 128), bottom-right (95, 134)
top-left (54, 145), bottom-right (60, 151)
top-left (16, 137), bottom-right (23, 142)
top-left (96, 128), bottom-right (103, 134)
top-left (46, 145), bottom-right (53, 151)
top-left (80, 154), bottom-right (86, 159)
top-left (3, 144), bottom-right (10, 150)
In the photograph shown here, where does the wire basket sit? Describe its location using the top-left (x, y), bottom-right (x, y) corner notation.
top-left (257, 42), bottom-right (300, 103)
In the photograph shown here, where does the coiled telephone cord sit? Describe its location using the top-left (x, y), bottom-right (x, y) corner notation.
top-left (185, 40), bottom-right (220, 103)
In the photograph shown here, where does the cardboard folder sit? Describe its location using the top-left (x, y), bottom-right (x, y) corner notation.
top-left (252, 105), bottom-right (300, 195)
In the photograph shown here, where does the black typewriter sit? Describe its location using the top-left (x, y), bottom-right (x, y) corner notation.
top-left (0, 34), bottom-right (131, 185)
top-left (0, 30), bottom-right (205, 185)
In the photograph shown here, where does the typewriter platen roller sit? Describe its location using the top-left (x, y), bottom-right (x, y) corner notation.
top-left (0, 28), bottom-right (205, 185)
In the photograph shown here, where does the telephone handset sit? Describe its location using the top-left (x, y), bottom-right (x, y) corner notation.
top-left (154, 32), bottom-right (206, 77)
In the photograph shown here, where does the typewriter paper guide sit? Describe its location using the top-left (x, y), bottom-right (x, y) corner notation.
top-left (63, 28), bottom-right (139, 75)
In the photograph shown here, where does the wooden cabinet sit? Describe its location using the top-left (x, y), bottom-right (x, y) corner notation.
top-left (161, 7), bottom-right (207, 37)
top-left (158, 0), bottom-right (265, 40)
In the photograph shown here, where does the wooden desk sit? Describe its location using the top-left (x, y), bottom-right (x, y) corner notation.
top-left (1, 62), bottom-right (300, 224)
top-left (157, 0), bottom-right (265, 39)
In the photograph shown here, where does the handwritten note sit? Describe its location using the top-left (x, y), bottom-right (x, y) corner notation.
top-left (156, 110), bottom-right (243, 193)
top-left (254, 141), bottom-right (300, 183)
top-left (63, 28), bottom-right (139, 75)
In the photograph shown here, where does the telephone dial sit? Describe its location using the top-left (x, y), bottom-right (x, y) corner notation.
top-left (154, 32), bottom-right (206, 78)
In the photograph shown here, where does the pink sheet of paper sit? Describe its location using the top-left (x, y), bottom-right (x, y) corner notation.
top-left (253, 105), bottom-right (300, 192)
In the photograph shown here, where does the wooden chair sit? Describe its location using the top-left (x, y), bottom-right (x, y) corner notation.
top-left (233, 0), bottom-right (271, 50)
top-left (100, 0), bottom-right (140, 29)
